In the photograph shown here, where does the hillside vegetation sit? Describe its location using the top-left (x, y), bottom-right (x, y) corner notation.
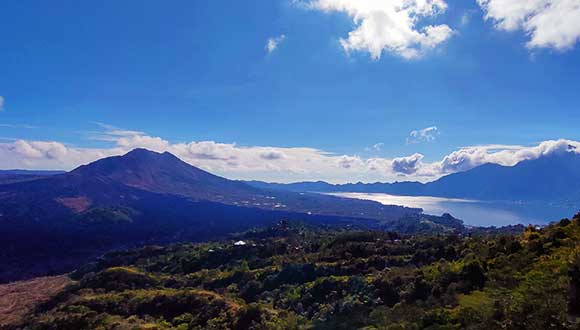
top-left (0, 149), bottom-right (427, 284)
top-left (8, 215), bottom-right (580, 330)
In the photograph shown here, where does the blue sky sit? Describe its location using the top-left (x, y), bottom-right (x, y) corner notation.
top-left (1, 0), bottom-right (580, 182)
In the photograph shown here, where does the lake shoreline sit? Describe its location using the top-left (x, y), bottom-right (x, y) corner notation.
top-left (329, 192), bottom-right (578, 227)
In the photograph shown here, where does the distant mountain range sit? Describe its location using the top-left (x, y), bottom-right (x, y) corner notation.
top-left (1, 149), bottom-right (453, 283)
top-left (11, 148), bottom-right (576, 282)
top-left (0, 169), bottom-right (66, 175)
top-left (0, 169), bottom-right (66, 185)
top-left (248, 152), bottom-right (580, 202)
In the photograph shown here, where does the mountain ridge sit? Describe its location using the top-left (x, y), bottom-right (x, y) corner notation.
top-left (247, 151), bottom-right (580, 202)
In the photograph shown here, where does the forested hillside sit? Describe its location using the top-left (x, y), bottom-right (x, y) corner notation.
top-left (7, 214), bottom-right (580, 330)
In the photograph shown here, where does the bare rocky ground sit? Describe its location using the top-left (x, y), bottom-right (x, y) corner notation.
top-left (0, 275), bottom-right (72, 329)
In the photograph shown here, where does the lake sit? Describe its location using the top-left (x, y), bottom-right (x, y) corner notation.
top-left (331, 192), bottom-right (580, 227)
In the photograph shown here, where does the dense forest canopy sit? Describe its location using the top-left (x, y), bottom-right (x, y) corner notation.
top-left (6, 213), bottom-right (580, 330)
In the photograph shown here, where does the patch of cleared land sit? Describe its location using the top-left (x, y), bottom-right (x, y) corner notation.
top-left (0, 275), bottom-right (72, 328)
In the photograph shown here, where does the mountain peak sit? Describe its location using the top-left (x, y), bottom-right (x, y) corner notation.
top-left (126, 147), bottom-right (158, 155)
top-left (123, 148), bottom-right (166, 158)
top-left (121, 148), bottom-right (185, 164)
top-left (62, 146), bottom-right (262, 200)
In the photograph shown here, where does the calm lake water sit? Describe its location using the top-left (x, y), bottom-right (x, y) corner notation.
top-left (332, 192), bottom-right (580, 227)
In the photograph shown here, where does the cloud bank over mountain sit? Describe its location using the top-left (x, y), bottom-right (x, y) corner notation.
top-left (1, 125), bottom-right (578, 183)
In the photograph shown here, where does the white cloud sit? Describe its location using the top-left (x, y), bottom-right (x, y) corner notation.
top-left (438, 139), bottom-right (580, 173)
top-left (265, 34), bottom-right (287, 54)
top-left (305, 0), bottom-right (454, 59)
top-left (478, 0), bottom-right (580, 50)
top-left (337, 155), bottom-right (363, 169)
top-left (365, 142), bottom-right (384, 152)
top-left (0, 96), bottom-right (4, 111)
top-left (1, 124), bottom-right (579, 184)
top-left (260, 149), bottom-right (286, 160)
top-left (392, 153), bottom-right (424, 174)
top-left (407, 126), bottom-right (439, 144)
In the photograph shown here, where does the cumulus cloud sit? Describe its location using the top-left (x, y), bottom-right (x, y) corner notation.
top-left (392, 153), bottom-right (424, 174)
top-left (306, 0), bottom-right (454, 59)
top-left (260, 149), bottom-right (286, 160)
top-left (438, 140), bottom-right (580, 173)
top-left (478, 0), bottom-right (580, 50)
top-left (265, 34), bottom-right (287, 54)
top-left (338, 155), bottom-right (363, 169)
top-left (2, 140), bottom-right (114, 170)
top-left (1, 124), bottom-right (579, 183)
top-left (0, 96), bottom-right (5, 111)
top-left (407, 126), bottom-right (439, 144)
